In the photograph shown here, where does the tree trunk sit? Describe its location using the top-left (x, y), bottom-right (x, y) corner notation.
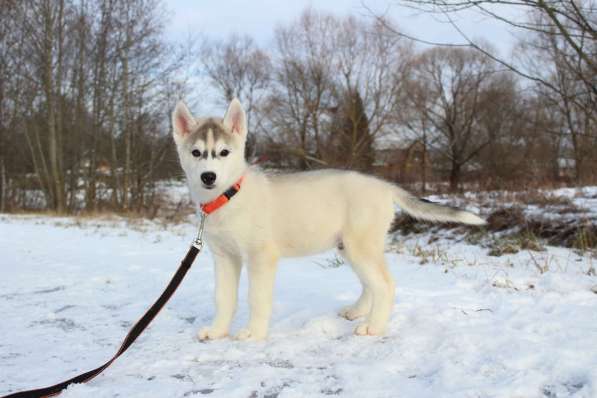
top-left (299, 122), bottom-right (308, 170)
top-left (54, 0), bottom-right (66, 212)
top-left (87, 0), bottom-right (111, 211)
top-left (0, 156), bottom-right (6, 212)
top-left (42, 0), bottom-right (65, 212)
top-left (122, 5), bottom-right (132, 210)
top-left (449, 160), bottom-right (461, 192)
top-left (108, 85), bottom-right (120, 208)
top-left (421, 132), bottom-right (427, 195)
top-left (570, 131), bottom-right (584, 185)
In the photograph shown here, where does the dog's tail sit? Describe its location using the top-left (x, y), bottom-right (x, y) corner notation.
top-left (392, 186), bottom-right (486, 225)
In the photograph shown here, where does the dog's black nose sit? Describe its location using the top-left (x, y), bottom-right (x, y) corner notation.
top-left (201, 172), bottom-right (217, 186)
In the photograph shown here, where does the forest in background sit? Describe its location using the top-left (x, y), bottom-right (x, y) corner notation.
top-left (0, 0), bottom-right (595, 214)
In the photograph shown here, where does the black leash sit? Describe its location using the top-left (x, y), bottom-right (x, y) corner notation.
top-left (2, 216), bottom-right (207, 398)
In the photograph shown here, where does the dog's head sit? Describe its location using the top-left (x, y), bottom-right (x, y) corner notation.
top-left (172, 98), bottom-right (248, 203)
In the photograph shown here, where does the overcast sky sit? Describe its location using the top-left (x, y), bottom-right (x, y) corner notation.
top-left (164, 0), bottom-right (523, 114)
top-left (165, 0), bottom-right (522, 55)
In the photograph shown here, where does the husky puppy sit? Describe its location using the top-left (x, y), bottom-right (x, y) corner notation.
top-left (172, 98), bottom-right (485, 340)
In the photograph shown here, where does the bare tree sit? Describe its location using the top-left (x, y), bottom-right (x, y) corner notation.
top-left (259, 10), bottom-right (337, 169)
top-left (369, 1), bottom-right (597, 185)
top-left (1, 0), bottom-right (192, 214)
top-left (519, 9), bottom-right (597, 183)
top-left (11, 0), bottom-right (70, 212)
top-left (199, 34), bottom-right (272, 155)
top-left (261, 9), bottom-right (411, 169)
top-left (405, 46), bottom-right (509, 190)
top-left (374, 0), bottom-right (597, 117)
top-left (0, 1), bottom-right (21, 211)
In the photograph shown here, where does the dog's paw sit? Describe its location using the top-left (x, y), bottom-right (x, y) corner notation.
top-left (338, 305), bottom-right (367, 321)
top-left (234, 328), bottom-right (267, 341)
top-left (197, 326), bottom-right (227, 341)
top-left (354, 323), bottom-right (384, 336)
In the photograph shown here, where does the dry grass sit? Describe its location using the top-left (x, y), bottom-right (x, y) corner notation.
top-left (391, 190), bottom-right (597, 255)
top-left (485, 207), bottom-right (526, 232)
top-left (487, 232), bottom-right (545, 257)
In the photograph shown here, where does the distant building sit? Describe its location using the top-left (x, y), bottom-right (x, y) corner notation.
top-left (557, 157), bottom-right (576, 179)
top-left (372, 140), bottom-right (432, 183)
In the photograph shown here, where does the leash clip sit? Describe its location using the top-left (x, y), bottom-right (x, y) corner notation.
top-left (192, 212), bottom-right (207, 251)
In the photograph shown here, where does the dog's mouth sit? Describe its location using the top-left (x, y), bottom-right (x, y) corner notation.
top-left (202, 184), bottom-right (216, 190)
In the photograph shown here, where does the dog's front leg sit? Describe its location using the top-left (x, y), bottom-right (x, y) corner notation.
top-left (236, 250), bottom-right (278, 341)
top-left (198, 251), bottom-right (241, 341)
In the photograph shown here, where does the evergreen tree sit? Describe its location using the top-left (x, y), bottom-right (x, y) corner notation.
top-left (329, 89), bottom-right (374, 171)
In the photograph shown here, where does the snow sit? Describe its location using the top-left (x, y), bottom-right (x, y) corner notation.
top-left (419, 186), bottom-right (597, 230)
top-left (1, 215), bottom-right (596, 398)
top-left (155, 179), bottom-right (193, 207)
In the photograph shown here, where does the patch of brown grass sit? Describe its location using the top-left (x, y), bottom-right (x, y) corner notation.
top-left (486, 207), bottom-right (526, 232)
top-left (393, 203), bottom-right (596, 254)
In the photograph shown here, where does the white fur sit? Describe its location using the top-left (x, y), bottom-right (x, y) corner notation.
top-left (222, 98), bottom-right (247, 136)
top-left (172, 99), bottom-right (486, 340)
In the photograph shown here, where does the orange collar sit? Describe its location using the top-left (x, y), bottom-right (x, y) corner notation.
top-left (200, 176), bottom-right (244, 215)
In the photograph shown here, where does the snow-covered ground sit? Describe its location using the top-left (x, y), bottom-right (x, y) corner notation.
top-left (1, 215), bottom-right (596, 398)
top-left (428, 186), bottom-right (597, 221)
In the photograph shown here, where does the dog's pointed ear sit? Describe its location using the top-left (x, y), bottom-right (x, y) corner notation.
top-left (172, 101), bottom-right (195, 138)
top-left (223, 98), bottom-right (247, 137)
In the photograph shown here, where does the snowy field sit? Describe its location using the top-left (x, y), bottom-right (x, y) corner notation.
top-left (1, 214), bottom-right (596, 398)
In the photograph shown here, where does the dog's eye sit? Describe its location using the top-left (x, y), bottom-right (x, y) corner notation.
top-left (220, 149), bottom-right (230, 157)
top-left (191, 149), bottom-right (201, 158)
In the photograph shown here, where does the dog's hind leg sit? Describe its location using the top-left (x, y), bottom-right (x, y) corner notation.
top-left (355, 256), bottom-right (395, 336)
top-left (338, 247), bottom-right (372, 320)
top-left (338, 286), bottom-right (372, 321)
top-left (341, 236), bottom-right (395, 336)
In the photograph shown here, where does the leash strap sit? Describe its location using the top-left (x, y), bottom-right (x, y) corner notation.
top-left (2, 245), bottom-right (200, 398)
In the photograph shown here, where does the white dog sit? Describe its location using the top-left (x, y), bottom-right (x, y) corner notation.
top-left (172, 98), bottom-right (485, 340)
